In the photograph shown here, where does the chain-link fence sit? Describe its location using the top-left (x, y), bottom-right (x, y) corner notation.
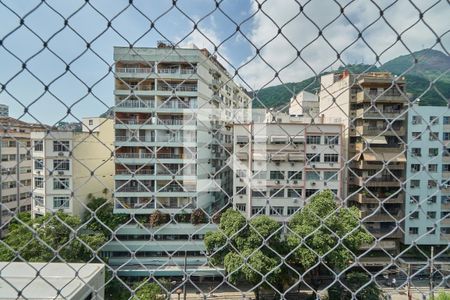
top-left (0, 0), bottom-right (449, 299)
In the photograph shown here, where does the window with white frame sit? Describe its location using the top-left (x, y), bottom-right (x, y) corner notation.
top-left (53, 159), bottom-right (70, 171)
top-left (53, 140), bottom-right (70, 152)
top-left (34, 177), bottom-right (44, 189)
top-left (53, 178), bottom-right (70, 190)
top-left (53, 196), bottom-right (70, 209)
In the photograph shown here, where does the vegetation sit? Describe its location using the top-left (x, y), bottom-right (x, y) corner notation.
top-left (327, 272), bottom-right (381, 300)
top-left (253, 49), bottom-right (450, 109)
top-left (132, 280), bottom-right (166, 300)
top-left (205, 190), bottom-right (375, 299)
top-left (437, 292), bottom-right (450, 300)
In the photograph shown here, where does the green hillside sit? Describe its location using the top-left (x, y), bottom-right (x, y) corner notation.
top-left (253, 49), bottom-right (450, 108)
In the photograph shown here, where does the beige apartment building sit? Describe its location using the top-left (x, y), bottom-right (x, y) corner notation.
top-left (0, 117), bottom-right (46, 232)
top-left (319, 71), bottom-right (407, 252)
top-left (31, 117), bottom-right (114, 218)
top-left (233, 116), bottom-right (344, 221)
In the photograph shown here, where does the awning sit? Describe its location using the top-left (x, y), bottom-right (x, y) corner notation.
top-left (236, 135), bottom-right (249, 143)
top-left (365, 136), bottom-right (387, 144)
top-left (362, 152), bottom-right (384, 161)
top-left (254, 136), bottom-right (268, 143)
top-left (290, 136), bottom-right (305, 143)
top-left (383, 152), bottom-right (406, 162)
top-left (270, 135), bottom-right (288, 143)
top-left (253, 152), bottom-right (267, 160)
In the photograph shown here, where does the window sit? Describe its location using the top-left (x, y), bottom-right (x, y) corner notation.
top-left (251, 190), bottom-right (266, 198)
top-left (444, 132), bottom-right (450, 141)
top-left (287, 207), bottom-right (298, 215)
top-left (288, 171), bottom-right (302, 180)
top-left (410, 164), bottom-right (420, 172)
top-left (34, 159), bottom-right (44, 170)
top-left (53, 140), bottom-right (70, 152)
top-left (53, 159), bottom-right (70, 171)
top-left (410, 195), bottom-right (419, 203)
top-left (412, 132), bottom-right (422, 140)
top-left (409, 211), bottom-right (419, 219)
top-left (427, 211), bottom-right (436, 219)
top-left (88, 119), bottom-right (93, 125)
top-left (34, 195), bottom-right (44, 207)
top-left (429, 148), bottom-right (438, 157)
top-left (270, 171), bottom-right (284, 180)
top-left (306, 153), bottom-right (320, 163)
top-left (410, 180), bottom-right (420, 188)
top-left (429, 132), bottom-right (439, 141)
top-left (409, 227), bottom-right (418, 235)
top-left (428, 164), bottom-right (438, 172)
top-left (426, 227), bottom-right (436, 234)
top-left (427, 196), bottom-right (437, 204)
top-left (324, 154), bottom-right (339, 163)
top-left (53, 178), bottom-right (70, 190)
top-left (324, 171), bottom-right (338, 181)
top-left (288, 189), bottom-right (302, 198)
top-left (306, 135), bottom-right (321, 144)
top-left (442, 196), bottom-right (450, 204)
top-left (306, 171), bottom-right (320, 180)
top-left (412, 116), bottom-right (422, 124)
top-left (237, 187), bottom-right (247, 195)
top-left (270, 189), bottom-right (284, 198)
top-left (53, 196), bottom-right (70, 209)
top-left (430, 116), bottom-right (439, 125)
top-left (251, 206), bottom-right (263, 215)
top-left (443, 164), bottom-right (450, 172)
top-left (34, 140), bottom-right (43, 152)
top-left (236, 204), bottom-right (246, 212)
top-left (34, 177), bottom-right (44, 188)
top-left (411, 148), bottom-right (421, 157)
top-left (305, 189), bottom-right (318, 197)
top-left (428, 180), bottom-right (437, 189)
top-left (269, 206), bottom-right (284, 215)
top-left (325, 135), bottom-right (339, 145)
top-left (444, 116), bottom-right (450, 125)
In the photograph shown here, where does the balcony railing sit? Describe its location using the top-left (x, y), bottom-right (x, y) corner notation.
top-left (115, 136), bottom-right (154, 142)
top-left (116, 169), bottom-right (154, 175)
top-left (115, 200), bottom-right (154, 209)
top-left (116, 118), bottom-right (151, 125)
top-left (156, 153), bottom-right (194, 159)
top-left (116, 67), bottom-right (153, 73)
top-left (159, 101), bottom-right (197, 109)
top-left (117, 186), bottom-right (153, 193)
top-left (157, 119), bottom-right (195, 126)
top-left (116, 152), bottom-right (154, 159)
top-left (116, 100), bottom-right (154, 108)
top-left (157, 84), bottom-right (197, 92)
top-left (117, 84), bottom-right (153, 91)
top-left (157, 68), bottom-right (196, 75)
top-left (158, 185), bottom-right (196, 192)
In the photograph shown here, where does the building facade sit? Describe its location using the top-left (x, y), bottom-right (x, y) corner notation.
top-left (404, 105), bottom-right (450, 245)
top-left (0, 117), bottom-right (46, 232)
top-left (233, 119), bottom-right (343, 221)
top-left (0, 104), bottom-right (9, 117)
top-left (108, 43), bottom-right (250, 277)
top-left (289, 91), bottom-right (319, 118)
top-left (31, 117), bottom-right (114, 218)
top-left (319, 71), bottom-right (407, 251)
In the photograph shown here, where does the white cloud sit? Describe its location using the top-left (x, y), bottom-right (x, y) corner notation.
top-left (238, 0), bottom-right (450, 89)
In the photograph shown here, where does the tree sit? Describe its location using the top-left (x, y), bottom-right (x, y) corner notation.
top-left (327, 272), bottom-right (381, 300)
top-left (0, 211), bottom-right (106, 263)
top-left (83, 197), bottom-right (129, 235)
top-left (132, 280), bottom-right (166, 300)
top-left (437, 292), bottom-right (450, 300)
top-left (286, 190), bottom-right (373, 293)
top-left (205, 209), bottom-right (284, 299)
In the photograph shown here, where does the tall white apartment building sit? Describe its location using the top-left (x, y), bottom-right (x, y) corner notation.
top-left (405, 104), bottom-right (450, 245)
top-left (289, 91), bottom-right (319, 118)
top-left (31, 117), bottom-right (114, 218)
top-left (0, 117), bottom-right (46, 233)
top-left (107, 43), bottom-right (250, 277)
top-left (233, 119), bottom-right (343, 221)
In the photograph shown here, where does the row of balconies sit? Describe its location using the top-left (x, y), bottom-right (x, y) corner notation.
top-left (115, 99), bottom-right (199, 110)
top-left (115, 117), bottom-right (196, 126)
top-left (353, 108), bottom-right (405, 120)
top-left (352, 192), bottom-right (404, 204)
top-left (235, 152), bottom-right (305, 162)
top-left (116, 67), bottom-right (195, 75)
top-left (115, 135), bottom-right (196, 143)
top-left (360, 209), bottom-right (404, 222)
top-left (115, 83), bottom-right (198, 93)
top-left (355, 91), bottom-right (406, 103)
top-left (349, 176), bottom-right (404, 187)
top-left (353, 125), bottom-right (405, 136)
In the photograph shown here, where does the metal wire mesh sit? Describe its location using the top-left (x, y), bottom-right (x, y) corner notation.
top-left (0, 0), bottom-right (449, 299)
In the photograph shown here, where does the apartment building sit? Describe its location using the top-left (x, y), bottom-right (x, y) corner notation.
top-left (405, 105), bottom-right (450, 245)
top-left (0, 117), bottom-right (46, 232)
top-left (0, 104), bottom-right (9, 117)
top-left (289, 91), bottom-right (319, 118)
top-left (319, 71), bottom-right (407, 252)
top-left (233, 118), bottom-right (343, 221)
top-left (31, 117), bottom-right (114, 218)
top-left (109, 43), bottom-right (251, 277)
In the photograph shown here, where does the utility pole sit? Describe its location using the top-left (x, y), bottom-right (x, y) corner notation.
top-left (430, 246), bottom-right (434, 300)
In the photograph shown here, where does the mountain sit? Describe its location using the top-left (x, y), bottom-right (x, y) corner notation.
top-left (254, 49), bottom-right (450, 109)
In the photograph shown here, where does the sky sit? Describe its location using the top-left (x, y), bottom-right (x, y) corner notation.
top-left (0, 0), bottom-right (448, 124)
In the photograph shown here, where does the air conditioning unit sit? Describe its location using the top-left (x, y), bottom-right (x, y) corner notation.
top-left (275, 162), bottom-right (280, 166)
top-left (275, 180), bottom-right (280, 184)
top-left (311, 164), bottom-right (316, 168)
top-left (58, 152), bottom-right (64, 156)
top-left (58, 171), bottom-right (64, 175)
top-left (329, 145), bottom-right (335, 148)
top-left (312, 145), bottom-right (316, 149)
top-left (293, 180), bottom-right (298, 184)
top-left (239, 178), bottom-right (243, 182)
top-left (291, 163), bottom-right (295, 166)
top-left (36, 171), bottom-right (41, 175)
top-left (311, 182), bottom-right (316, 186)
top-left (329, 163), bottom-right (334, 166)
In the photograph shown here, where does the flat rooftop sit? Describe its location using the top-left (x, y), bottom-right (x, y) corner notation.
top-left (0, 262), bottom-right (104, 299)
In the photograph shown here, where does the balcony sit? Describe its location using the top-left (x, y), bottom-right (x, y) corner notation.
top-left (354, 125), bottom-right (405, 136)
top-left (116, 84), bottom-right (153, 91)
top-left (354, 108), bottom-right (405, 119)
top-left (115, 100), bottom-right (154, 109)
top-left (157, 119), bottom-right (195, 126)
top-left (157, 68), bottom-right (195, 75)
top-left (440, 218), bottom-right (450, 225)
top-left (350, 160), bottom-right (404, 170)
top-left (117, 186), bottom-right (153, 193)
top-left (270, 153), bottom-right (288, 161)
top-left (115, 136), bottom-right (154, 143)
top-left (288, 153), bottom-right (304, 161)
top-left (157, 84), bottom-right (197, 92)
top-left (156, 153), bottom-right (195, 160)
top-left (116, 152), bottom-right (154, 159)
top-left (355, 91), bottom-right (406, 103)
top-left (156, 136), bottom-right (196, 143)
top-left (116, 169), bottom-right (154, 175)
top-left (116, 67), bottom-right (153, 74)
top-left (350, 176), bottom-right (403, 187)
top-left (370, 228), bottom-right (403, 239)
top-left (116, 118), bottom-right (152, 125)
top-left (353, 193), bottom-right (404, 204)
top-left (115, 199), bottom-right (154, 209)
top-left (158, 100), bottom-right (198, 109)
top-left (157, 185), bottom-right (196, 193)
top-left (441, 202), bottom-right (450, 210)
top-left (360, 210), bottom-right (403, 222)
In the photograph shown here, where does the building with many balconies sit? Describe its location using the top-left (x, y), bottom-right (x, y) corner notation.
top-left (31, 117), bottom-right (114, 218)
top-left (109, 43), bottom-right (251, 277)
top-left (319, 71), bottom-right (408, 252)
top-left (404, 104), bottom-right (450, 245)
top-left (233, 115), bottom-right (343, 221)
top-left (0, 117), bottom-right (46, 234)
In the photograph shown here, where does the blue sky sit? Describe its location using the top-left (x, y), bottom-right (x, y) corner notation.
top-left (0, 0), bottom-right (448, 124)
